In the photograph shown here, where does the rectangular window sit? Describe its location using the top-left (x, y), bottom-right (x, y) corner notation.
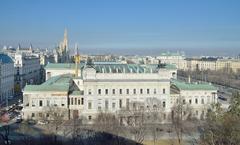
top-left (88, 102), bottom-right (92, 109)
top-left (98, 89), bottom-right (101, 95)
top-left (163, 101), bottom-right (166, 108)
top-left (32, 101), bottom-right (35, 107)
top-left (78, 99), bottom-right (81, 105)
top-left (154, 89), bottom-right (157, 94)
top-left (195, 98), bottom-right (198, 104)
top-left (62, 104), bottom-right (64, 106)
top-left (112, 102), bottom-right (116, 109)
top-left (105, 100), bottom-right (109, 110)
top-left (183, 99), bottom-right (186, 104)
top-left (126, 89), bottom-right (129, 94)
top-left (126, 99), bottom-right (130, 110)
top-left (119, 99), bottom-right (122, 108)
top-left (189, 99), bottom-right (192, 104)
top-left (81, 98), bottom-right (84, 105)
top-left (140, 89), bottom-right (143, 94)
top-left (39, 113), bottom-right (43, 118)
top-left (201, 98), bottom-right (204, 104)
top-left (32, 113), bottom-right (35, 117)
top-left (133, 89), bottom-right (136, 94)
top-left (105, 89), bottom-right (108, 95)
top-left (112, 89), bottom-right (115, 95)
top-left (88, 116), bottom-right (92, 120)
top-left (119, 89), bottom-right (122, 94)
top-left (39, 100), bottom-right (43, 107)
top-left (88, 89), bottom-right (92, 95)
top-left (147, 89), bottom-right (150, 94)
top-left (163, 89), bottom-right (166, 94)
top-left (75, 98), bottom-right (77, 105)
top-left (71, 98), bottom-right (73, 105)
top-left (98, 99), bottom-right (102, 110)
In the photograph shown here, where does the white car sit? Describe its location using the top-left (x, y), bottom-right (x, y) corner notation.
top-left (37, 120), bottom-right (49, 125)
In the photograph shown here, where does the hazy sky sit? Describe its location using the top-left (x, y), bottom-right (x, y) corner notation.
top-left (0, 0), bottom-right (240, 53)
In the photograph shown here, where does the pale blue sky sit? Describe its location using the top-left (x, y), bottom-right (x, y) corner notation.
top-left (0, 0), bottom-right (240, 52)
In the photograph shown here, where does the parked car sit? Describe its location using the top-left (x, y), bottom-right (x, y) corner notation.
top-left (37, 120), bottom-right (49, 125)
top-left (16, 117), bottom-right (22, 123)
top-left (27, 119), bottom-right (36, 125)
top-left (218, 95), bottom-right (227, 101)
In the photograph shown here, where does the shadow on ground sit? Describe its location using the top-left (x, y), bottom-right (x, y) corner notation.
top-left (0, 124), bottom-right (141, 145)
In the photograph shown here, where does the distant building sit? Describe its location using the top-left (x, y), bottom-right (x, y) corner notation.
top-left (53, 29), bottom-right (70, 63)
top-left (14, 53), bottom-right (41, 93)
top-left (180, 57), bottom-right (240, 73)
top-left (157, 52), bottom-right (186, 69)
top-left (0, 54), bottom-right (14, 105)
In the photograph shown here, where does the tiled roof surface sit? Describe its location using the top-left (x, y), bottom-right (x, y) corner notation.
top-left (24, 74), bottom-right (72, 92)
top-left (45, 62), bottom-right (177, 73)
top-left (171, 79), bottom-right (217, 91)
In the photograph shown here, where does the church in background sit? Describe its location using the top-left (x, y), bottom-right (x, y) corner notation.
top-left (53, 29), bottom-right (70, 63)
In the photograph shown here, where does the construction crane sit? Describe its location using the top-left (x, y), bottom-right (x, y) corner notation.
top-left (74, 44), bottom-right (80, 77)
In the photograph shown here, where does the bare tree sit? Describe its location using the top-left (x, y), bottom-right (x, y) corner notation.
top-left (93, 112), bottom-right (120, 134)
top-left (43, 106), bottom-right (67, 144)
top-left (145, 97), bottom-right (164, 145)
top-left (200, 93), bottom-right (240, 145)
top-left (118, 101), bottom-right (147, 144)
top-left (17, 121), bottom-right (35, 145)
top-left (171, 97), bottom-right (193, 145)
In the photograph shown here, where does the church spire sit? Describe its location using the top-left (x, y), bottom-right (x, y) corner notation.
top-left (29, 43), bottom-right (33, 51)
top-left (64, 28), bottom-right (67, 40)
top-left (63, 28), bottom-right (68, 51)
top-left (17, 43), bottom-right (21, 51)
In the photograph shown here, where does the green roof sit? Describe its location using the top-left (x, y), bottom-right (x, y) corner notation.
top-left (45, 63), bottom-right (84, 70)
top-left (45, 63), bottom-right (176, 74)
top-left (165, 64), bottom-right (177, 70)
top-left (171, 79), bottom-right (217, 91)
top-left (24, 74), bottom-right (72, 92)
top-left (70, 91), bottom-right (83, 96)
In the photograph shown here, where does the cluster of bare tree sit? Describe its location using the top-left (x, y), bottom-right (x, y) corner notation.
top-left (199, 92), bottom-right (240, 145)
top-left (91, 97), bottom-right (200, 145)
top-left (178, 69), bottom-right (240, 90)
top-left (0, 106), bottom-right (141, 145)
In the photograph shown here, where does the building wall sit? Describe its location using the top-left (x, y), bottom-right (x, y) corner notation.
top-left (180, 58), bottom-right (240, 73)
top-left (0, 62), bottom-right (14, 104)
top-left (14, 53), bottom-right (41, 91)
top-left (45, 69), bottom-right (76, 80)
top-left (22, 91), bottom-right (69, 120)
top-left (170, 90), bottom-right (217, 119)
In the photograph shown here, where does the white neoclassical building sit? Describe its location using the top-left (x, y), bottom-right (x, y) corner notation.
top-left (22, 61), bottom-right (217, 123)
